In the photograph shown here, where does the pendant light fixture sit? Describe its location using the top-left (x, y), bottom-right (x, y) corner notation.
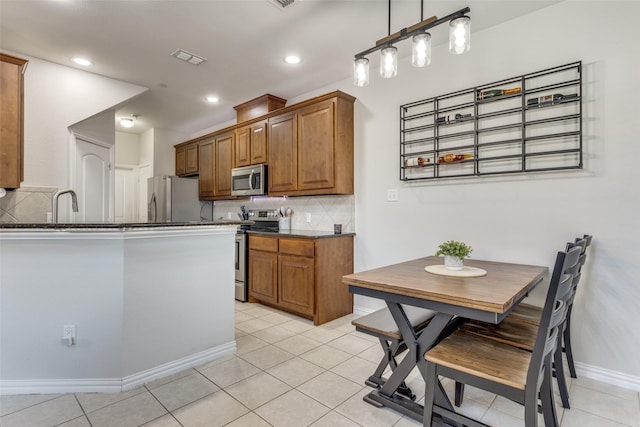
top-left (449, 16), bottom-right (471, 54)
top-left (353, 57), bottom-right (370, 86)
top-left (412, 32), bottom-right (431, 67)
top-left (352, 1), bottom-right (470, 86)
top-left (380, 46), bottom-right (398, 78)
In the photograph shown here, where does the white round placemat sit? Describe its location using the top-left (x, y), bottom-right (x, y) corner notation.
top-left (425, 265), bottom-right (487, 277)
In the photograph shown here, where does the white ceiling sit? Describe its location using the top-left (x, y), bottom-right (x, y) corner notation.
top-left (0, 0), bottom-right (561, 136)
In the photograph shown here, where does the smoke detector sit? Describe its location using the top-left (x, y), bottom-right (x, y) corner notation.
top-left (268, 0), bottom-right (295, 10)
top-left (171, 49), bottom-right (207, 66)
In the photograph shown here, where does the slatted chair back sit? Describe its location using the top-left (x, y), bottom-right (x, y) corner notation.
top-left (564, 236), bottom-right (589, 307)
top-left (526, 245), bottom-right (582, 395)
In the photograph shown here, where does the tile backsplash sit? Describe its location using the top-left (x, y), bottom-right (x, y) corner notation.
top-left (0, 186), bottom-right (57, 223)
top-left (214, 195), bottom-right (355, 233)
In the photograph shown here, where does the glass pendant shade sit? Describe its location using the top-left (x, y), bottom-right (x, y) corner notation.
top-left (449, 16), bottom-right (471, 54)
top-left (380, 46), bottom-right (398, 78)
top-left (412, 32), bottom-right (431, 67)
top-left (353, 57), bottom-right (370, 87)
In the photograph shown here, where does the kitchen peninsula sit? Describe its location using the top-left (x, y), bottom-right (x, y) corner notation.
top-left (0, 221), bottom-right (241, 394)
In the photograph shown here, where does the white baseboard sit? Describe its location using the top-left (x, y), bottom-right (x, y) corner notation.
top-left (575, 361), bottom-right (640, 392)
top-left (0, 341), bottom-right (236, 395)
top-left (0, 378), bottom-right (123, 395)
top-left (122, 341), bottom-right (236, 391)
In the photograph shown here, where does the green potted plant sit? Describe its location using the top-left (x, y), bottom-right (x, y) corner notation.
top-left (435, 240), bottom-right (473, 270)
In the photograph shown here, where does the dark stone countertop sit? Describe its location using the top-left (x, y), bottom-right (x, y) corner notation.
top-left (247, 229), bottom-right (355, 239)
top-left (0, 220), bottom-right (250, 231)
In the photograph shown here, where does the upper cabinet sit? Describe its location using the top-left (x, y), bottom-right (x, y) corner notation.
top-left (268, 111), bottom-right (297, 194)
top-left (268, 92), bottom-right (355, 197)
top-left (175, 140), bottom-right (199, 176)
top-left (175, 90), bottom-right (355, 200)
top-left (0, 53), bottom-right (28, 190)
top-left (214, 131), bottom-right (234, 198)
top-left (198, 131), bottom-right (234, 201)
top-left (234, 119), bottom-right (267, 168)
top-left (198, 138), bottom-right (214, 200)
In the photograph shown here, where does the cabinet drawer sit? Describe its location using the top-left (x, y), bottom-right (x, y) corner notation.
top-left (279, 238), bottom-right (314, 257)
top-left (249, 235), bottom-right (278, 252)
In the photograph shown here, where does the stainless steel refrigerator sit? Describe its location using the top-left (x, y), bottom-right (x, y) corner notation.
top-left (147, 176), bottom-right (201, 222)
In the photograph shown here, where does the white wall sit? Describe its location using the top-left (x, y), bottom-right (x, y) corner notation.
top-left (115, 132), bottom-right (140, 165)
top-left (70, 109), bottom-right (116, 147)
top-left (5, 52), bottom-right (147, 189)
top-left (293, 1), bottom-right (639, 386)
top-left (152, 128), bottom-right (188, 177)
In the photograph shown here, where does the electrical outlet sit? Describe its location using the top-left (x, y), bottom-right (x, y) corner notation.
top-left (387, 189), bottom-right (398, 201)
top-left (63, 325), bottom-right (75, 339)
top-left (305, 213), bottom-right (312, 223)
top-left (62, 325), bottom-right (76, 346)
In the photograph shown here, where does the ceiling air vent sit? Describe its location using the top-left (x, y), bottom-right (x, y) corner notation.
top-left (268, 0), bottom-right (295, 10)
top-left (171, 49), bottom-right (207, 66)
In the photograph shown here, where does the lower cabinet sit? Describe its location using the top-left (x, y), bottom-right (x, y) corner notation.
top-left (248, 234), bottom-right (353, 325)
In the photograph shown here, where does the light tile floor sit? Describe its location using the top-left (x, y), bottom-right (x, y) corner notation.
top-left (1, 302), bottom-right (639, 427)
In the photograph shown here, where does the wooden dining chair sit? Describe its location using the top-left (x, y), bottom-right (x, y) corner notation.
top-left (511, 235), bottom-right (592, 381)
top-left (351, 305), bottom-right (436, 399)
top-left (457, 235), bottom-right (592, 409)
top-left (423, 245), bottom-right (582, 427)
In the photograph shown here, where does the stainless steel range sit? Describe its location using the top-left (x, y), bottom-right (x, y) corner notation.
top-left (235, 209), bottom-right (279, 302)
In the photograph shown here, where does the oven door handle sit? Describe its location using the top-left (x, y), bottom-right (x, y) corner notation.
top-left (235, 238), bottom-right (240, 270)
top-left (249, 171), bottom-right (255, 190)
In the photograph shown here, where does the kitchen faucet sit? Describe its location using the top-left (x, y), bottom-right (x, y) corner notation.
top-left (52, 189), bottom-right (78, 223)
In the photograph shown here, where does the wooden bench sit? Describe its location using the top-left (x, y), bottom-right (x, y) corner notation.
top-left (352, 305), bottom-right (435, 400)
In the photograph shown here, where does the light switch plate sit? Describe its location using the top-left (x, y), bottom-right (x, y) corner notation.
top-left (387, 189), bottom-right (398, 201)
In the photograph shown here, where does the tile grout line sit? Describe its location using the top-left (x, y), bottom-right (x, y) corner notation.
top-left (143, 383), bottom-right (185, 427)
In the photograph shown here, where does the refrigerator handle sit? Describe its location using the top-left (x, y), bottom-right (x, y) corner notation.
top-left (149, 193), bottom-right (157, 222)
top-left (249, 171), bottom-right (255, 190)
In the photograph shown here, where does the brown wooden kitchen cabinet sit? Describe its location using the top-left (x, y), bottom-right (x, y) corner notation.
top-left (268, 92), bottom-right (355, 197)
top-left (198, 131), bottom-right (234, 200)
top-left (248, 234), bottom-right (354, 325)
top-left (267, 111), bottom-right (297, 193)
top-left (198, 139), bottom-right (214, 199)
top-left (175, 90), bottom-right (354, 201)
top-left (234, 119), bottom-right (267, 168)
top-left (0, 53), bottom-right (28, 190)
top-left (214, 131), bottom-right (234, 197)
top-left (175, 140), bottom-right (199, 176)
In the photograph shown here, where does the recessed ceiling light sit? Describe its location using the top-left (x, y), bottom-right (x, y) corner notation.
top-left (72, 57), bottom-right (93, 66)
top-left (205, 96), bottom-right (220, 103)
top-left (284, 55), bottom-right (301, 64)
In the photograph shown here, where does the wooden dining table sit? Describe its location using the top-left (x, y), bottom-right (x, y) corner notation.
top-left (343, 256), bottom-right (548, 424)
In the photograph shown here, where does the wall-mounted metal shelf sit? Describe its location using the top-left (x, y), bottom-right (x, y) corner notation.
top-left (400, 62), bottom-right (582, 181)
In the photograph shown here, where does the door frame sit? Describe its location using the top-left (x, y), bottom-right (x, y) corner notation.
top-left (70, 131), bottom-right (115, 223)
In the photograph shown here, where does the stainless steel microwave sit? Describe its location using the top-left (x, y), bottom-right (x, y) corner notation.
top-left (231, 164), bottom-right (267, 196)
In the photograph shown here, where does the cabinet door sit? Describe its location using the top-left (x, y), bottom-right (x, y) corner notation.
top-left (249, 250), bottom-right (278, 305)
top-left (185, 143), bottom-right (199, 174)
top-left (198, 140), bottom-right (214, 199)
top-left (175, 146), bottom-right (186, 176)
top-left (278, 254), bottom-right (315, 316)
top-left (234, 126), bottom-right (251, 168)
top-left (268, 112), bottom-right (298, 194)
top-left (298, 100), bottom-right (335, 191)
top-left (0, 54), bottom-right (27, 189)
top-left (214, 132), bottom-right (234, 197)
top-left (250, 120), bottom-right (268, 165)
